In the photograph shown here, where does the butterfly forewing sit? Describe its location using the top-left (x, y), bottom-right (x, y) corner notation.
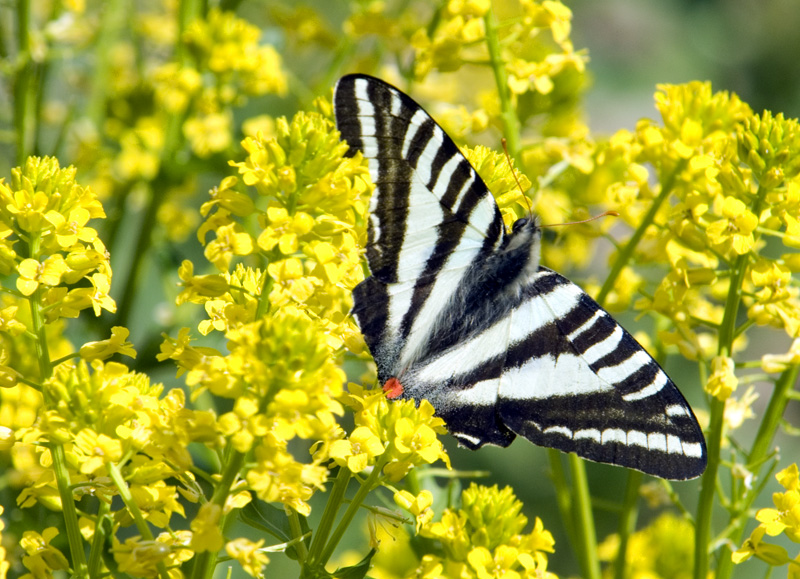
top-left (335, 74), bottom-right (505, 375)
top-left (334, 73), bottom-right (707, 480)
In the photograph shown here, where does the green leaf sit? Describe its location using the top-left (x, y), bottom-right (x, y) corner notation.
top-left (332, 549), bottom-right (376, 579)
top-left (240, 500), bottom-right (311, 560)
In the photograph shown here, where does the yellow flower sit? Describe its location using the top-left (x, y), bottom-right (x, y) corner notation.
top-left (19, 528), bottom-right (70, 576)
top-left (176, 260), bottom-right (230, 304)
top-left (705, 355), bottom-right (738, 401)
top-left (191, 503), bottom-right (225, 553)
top-left (113, 534), bottom-right (176, 578)
top-left (183, 8), bottom-right (288, 98)
top-left (16, 255), bottom-right (68, 295)
top-left (204, 223), bottom-right (254, 270)
top-left (732, 526), bottom-right (790, 566)
top-left (151, 63), bottom-right (202, 113)
top-left (157, 327), bottom-right (221, 377)
top-left (753, 464), bottom-right (800, 543)
top-left (724, 386), bottom-right (758, 430)
top-left (79, 326), bottom-right (137, 361)
top-left (246, 441), bottom-right (328, 516)
top-left (418, 483), bottom-right (555, 575)
top-left (705, 196), bottom-right (758, 255)
top-left (184, 111), bottom-right (233, 158)
top-left (218, 397), bottom-right (270, 453)
top-left (45, 206), bottom-right (97, 248)
top-left (72, 429), bottom-right (124, 474)
top-left (384, 416), bottom-right (447, 480)
top-left (601, 512), bottom-right (695, 578)
top-left (226, 537), bottom-right (269, 579)
top-left (394, 489), bottom-right (434, 532)
top-left (87, 272), bottom-right (116, 315)
top-left (468, 544), bottom-right (524, 579)
top-left (257, 206), bottom-right (315, 254)
top-left (329, 425), bottom-right (386, 473)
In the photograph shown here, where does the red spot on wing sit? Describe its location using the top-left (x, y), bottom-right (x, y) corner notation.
top-left (382, 377), bottom-right (404, 399)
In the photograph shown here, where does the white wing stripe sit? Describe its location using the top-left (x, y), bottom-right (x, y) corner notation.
top-left (414, 315), bottom-right (513, 383)
top-left (430, 153), bottom-right (463, 200)
top-left (452, 378), bottom-right (499, 406)
top-left (542, 281), bottom-right (585, 319)
top-left (596, 349), bottom-right (652, 384)
top-left (665, 404), bottom-right (688, 417)
top-left (622, 370), bottom-right (668, 401)
top-left (582, 324), bottom-right (624, 365)
top-left (402, 110), bottom-right (435, 158)
top-left (567, 309), bottom-right (605, 341)
top-left (682, 442), bottom-right (704, 458)
top-left (500, 353), bottom-right (614, 400)
top-left (575, 428), bottom-right (601, 442)
top-left (543, 425), bottom-right (696, 455)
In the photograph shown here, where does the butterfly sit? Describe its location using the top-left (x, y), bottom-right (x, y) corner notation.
top-left (333, 73), bottom-right (706, 480)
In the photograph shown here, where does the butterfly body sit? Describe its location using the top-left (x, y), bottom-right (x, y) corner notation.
top-left (335, 73), bottom-right (707, 480)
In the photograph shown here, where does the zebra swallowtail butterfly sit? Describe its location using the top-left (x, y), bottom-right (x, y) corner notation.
top-left (334, 73), bottom-right (707, 480)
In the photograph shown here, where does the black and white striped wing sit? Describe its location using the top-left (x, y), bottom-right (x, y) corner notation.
top-left (335, 74), bottom-right (505, 377)
top-left (496, 270), bottom-right (706, 480)
top-left (400, 268), bottom-right (706, 480)
top-left (333, 73), bottom-right (707, 480)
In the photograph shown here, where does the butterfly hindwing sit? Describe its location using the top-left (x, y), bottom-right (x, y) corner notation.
top-left (496, 269), bottom-right (706, 480)
top-left (334, 73), bottom-right (707, 480)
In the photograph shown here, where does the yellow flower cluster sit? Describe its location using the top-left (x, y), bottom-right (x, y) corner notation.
top-left (462, 145), bottom-right (533, 228)
top-left (0, 158), bottom-right (126, 384)
top-left (160, 306), bottom-right (343, 515)
top-left (598, 512), bottom-right (695, 579)
top-left (188, 109), bottom-right (371, 351)
top-left (733, 463), bottom-right (800, 571)
top-left (152, 8), bottom-right (288, 159)
top-left (375, 484), bottom-right (556, 579)
top-left (16, 360), bottom-right (211, 510)
top-left (154, 105), bottom-right (373, 570)
top-left (593, 82), bottom-right (800, 399)
top-left (335, 384), bottom-right (450, 481)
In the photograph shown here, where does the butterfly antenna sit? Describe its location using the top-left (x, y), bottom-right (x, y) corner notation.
top-left (501, 138), bottom-right (533, 217)
top-left (541, 210), bottom-right (620, 228)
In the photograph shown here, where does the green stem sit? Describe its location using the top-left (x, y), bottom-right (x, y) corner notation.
top-left (696, 183), bottom-right (770, 579)
top-left (715, 363), bottom-right (799, 579)
top-left (613, 470), bottom-right (642, 579)
top-left (51, 445), bottom-right (88, 579)
top-left (287, 508), bottom-right (309, 565)
top-left (597, 163), bottom-right (684, 306)
top-left (107, 462), bottom-right (169, 579)
top-left (547, 449), bottom-right (577, 553)
top-left (14, 0), bottom-right (35, 165)
top-left (317, 460), bottom-right (385, 568)
top-left (86, 0), bottom-right (127, 128)
top-left (306, 466), bottom-right (352, 569)
top-left (191, 448), bottom-right (246, 579)
top-left (693, 397), bottom-right (724, 579)
top-left (484, 8), bottom-right (521, 162)
top-left (87, 499), bottom-right (111, 579)
top-left (27, 242), bottom-right (90, 576)
top-left (748, 364), bottom-right (799, 466)
top-left (569, 453), bottom-right (601, 579)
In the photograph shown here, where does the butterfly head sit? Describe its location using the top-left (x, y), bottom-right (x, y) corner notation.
top-left (508, 215), bottom-right (542, 248)
top-left (497, 214), bottom-right (542, 284)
